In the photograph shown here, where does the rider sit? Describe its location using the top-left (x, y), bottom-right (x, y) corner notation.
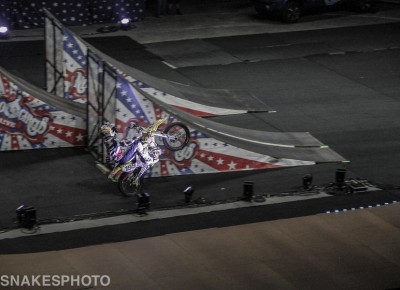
top-left (100, 120), bottom-right (162, 182)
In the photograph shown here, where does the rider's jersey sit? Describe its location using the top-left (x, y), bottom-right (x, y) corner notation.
top-left (137, 142), bottom-right (161, 166)
top-left (106, 134), bottom-right (161, 168)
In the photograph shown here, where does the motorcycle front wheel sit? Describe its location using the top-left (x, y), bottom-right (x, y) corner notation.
top-left (118, 172), bottom-right (141, 197)
top-left (163, 122), bottom-right (190, 151)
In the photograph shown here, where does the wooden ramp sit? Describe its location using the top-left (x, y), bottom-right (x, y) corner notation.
top-left (1, 204), bottom-right (399, 290)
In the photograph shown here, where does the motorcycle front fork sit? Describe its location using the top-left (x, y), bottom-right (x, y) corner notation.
top-left (133, 166), bottom-right (149, 183)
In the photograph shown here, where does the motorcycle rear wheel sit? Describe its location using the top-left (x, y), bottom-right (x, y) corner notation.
top-left (118, 172), bottom-right (142, 196)
top-left (162, 122), bottom-right (190, 151)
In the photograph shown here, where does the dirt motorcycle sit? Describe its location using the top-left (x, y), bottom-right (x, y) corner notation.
top-left (101, 118), bottom-right (190, 196)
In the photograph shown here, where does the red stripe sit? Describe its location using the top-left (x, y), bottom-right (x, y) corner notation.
top-left (195, 149), bottom-right (281, 171)
top-left (159, 160), bottom-right (170, 176)
top-left (49, 123), bottom-right (86, 146)
top-left (11, 135), bottom-right (20, 150)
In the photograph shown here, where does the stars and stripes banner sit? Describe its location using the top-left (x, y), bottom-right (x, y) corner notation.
top-left (0, 73), bottom-right (86, 151)
top-left (115, 76), bottom-right (313, 177)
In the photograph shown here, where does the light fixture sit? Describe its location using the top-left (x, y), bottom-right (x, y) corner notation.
top-left (120, 18), bottom-right (134, 30)
top-left (136, 192), bottom-right (150, 215)
top-left (183, 186), bottom-right (194, 203)
top-left (0, 26), bottom-right (10, 39)
top-left (16, 205), bottom-right (37, 229)
top-left (242, 181), bottom-right (254, 202)
top-left (302, 174), bottom-right (313, 190)
top-left (121, 18), bottom-right (130, 25)
top-left (335, 168), bottom-right (346, 189)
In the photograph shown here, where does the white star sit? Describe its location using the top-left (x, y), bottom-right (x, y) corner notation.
top-left (76, 134), bottom-right (84, 142)
top-left (207, 156), bottom-right (214, 161)
top-left (228, 161), bottom-right (237, 170)
top-left (66, 131), bottom-right (72, 137)
top-left (216, 158), bottom-right (224, 165)
top-left (57, 129), bottom-right (63, 134)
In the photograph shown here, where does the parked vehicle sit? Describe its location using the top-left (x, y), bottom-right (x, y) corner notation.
top-left (253, 0), bottom-right (378, 23)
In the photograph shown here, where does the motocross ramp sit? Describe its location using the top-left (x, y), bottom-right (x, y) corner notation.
top-left (77, 29), bottom-right (346, 162)
top-left (0, 67), bottom-right (86, 119)
top-left (44, 9), bottom-right (346, 163)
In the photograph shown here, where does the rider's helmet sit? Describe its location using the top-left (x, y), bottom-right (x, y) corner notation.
top-left (100, 122), bottom-right (117, 137)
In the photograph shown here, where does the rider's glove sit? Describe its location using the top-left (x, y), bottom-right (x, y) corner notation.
top-left (128, 121), bottom-right (137, 129)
